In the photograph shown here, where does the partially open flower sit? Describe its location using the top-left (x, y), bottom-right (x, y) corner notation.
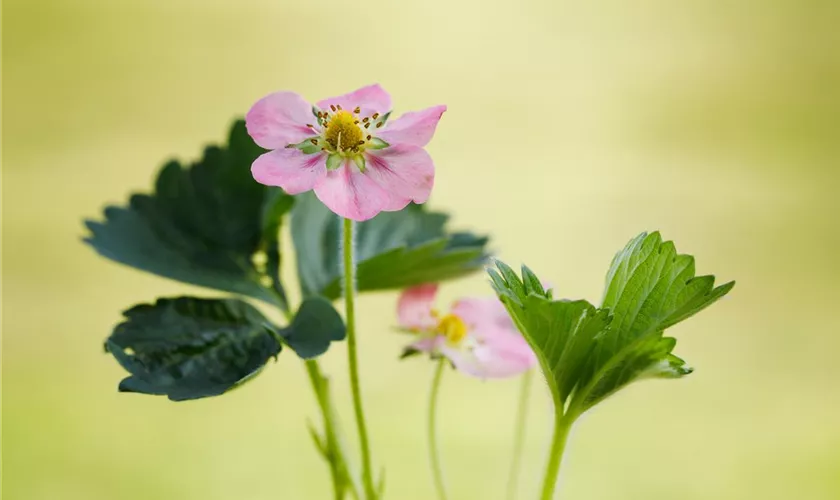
top-left (397, 284), bottom-right (536, 378)
top-left (246, 84), bottom-right (446, 221)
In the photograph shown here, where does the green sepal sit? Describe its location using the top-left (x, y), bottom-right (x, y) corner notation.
top-left (376, 111), bottom-right (391, 127)
top-left (326, 154), bottom-right (343, 170)
top-left (353, 154), bottom-right (366, 172)
top-left (400, 346), bottom-right (422, 359)
top-left (312, 105), bottom-right (325, 126)
top-left (367, 137), bottom-right (390, 150)
top-left (289, 137), bottom-right (323, 155)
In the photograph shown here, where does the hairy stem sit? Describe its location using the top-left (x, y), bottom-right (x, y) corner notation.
top-left (304, 359), bottom-right (360, 500)
top-left (343, 217), bottom-right (377, 499)
top-left (538, 411), bottom-right (573, 500)
top-left (506, 369), bottom-right (533, 500)
top-left (428, 358), bottom-right (449, 500)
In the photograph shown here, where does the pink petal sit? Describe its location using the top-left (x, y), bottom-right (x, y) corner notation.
top-left (409, 336), bottom-right (444, 354)
top-left (378, 105), bottom-right (447, 147)
top-left (251, 149), bottom-right (327, 194)
top-left (317, 84), bottom-right (392, 115)
top-left (381, 194), bottom-right (413, 212)
top-left (364, 145), bottom-right (435, 210)
top-left (451, 298), bottom-right (515, 339)
top-left (313, 161), bottom-right (390, 221)
top-left (246, 92), bottom-right (318, 149)
top-left (397, 284), bottom-right (439, 331)
top-left (441, 330), bottom-right (536, 379)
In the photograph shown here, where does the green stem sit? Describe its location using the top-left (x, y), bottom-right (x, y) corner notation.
top-left (428, 358), bottom-right (449, 500)
top-left (506, 369), bottom-right (533, 500)
top-left (305, 359), bottom-right (360, 500)
top-left (538, 412), bottom-right (573, 500)
top-left (343, 217), bottom-right (377, 499)
top-left (280, 300), bottom-right (357, 500)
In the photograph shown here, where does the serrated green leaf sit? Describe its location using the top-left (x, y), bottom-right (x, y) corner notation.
top-left (494, 290), bottom-right (611, 408)
top-left (105, 297), bottom-right (282, 401)
top-left (489, 231), bottom-right (734, 419)
top-left (574, 231), bottom-right (735, 412)
top-left (291, 192), bottom-right (490, 300)
top-left (84, 120), bottom-right (294, 309)
top-left (105, 296), bottom-right (345, 401)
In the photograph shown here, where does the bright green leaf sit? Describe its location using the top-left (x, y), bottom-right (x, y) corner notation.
top-left (105, 296), bottom-right (346, 401)
top-left (84, 120), bottom-right (294, 309)
top-left (489, 231), bottom-right (734, 419)
top-left (576, 231), bottom-right (735, 412)
top-left (291, 192), bottom-right (490, 300)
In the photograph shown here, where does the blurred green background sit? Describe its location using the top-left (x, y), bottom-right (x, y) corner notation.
top-left (3, 0), bottom-right (839, 498)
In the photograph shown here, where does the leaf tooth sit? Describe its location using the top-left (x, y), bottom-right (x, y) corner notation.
top-left (495, 260), bottom-right (525, 298)
top-left (521, 264), bottom-right (545, 296)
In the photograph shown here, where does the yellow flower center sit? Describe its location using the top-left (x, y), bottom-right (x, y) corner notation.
top-left (324, 110), bottom-right (364, 153)
top-left (436, 314), bottom-right (468, 346)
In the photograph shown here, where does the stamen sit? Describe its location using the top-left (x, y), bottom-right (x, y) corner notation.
top-left (354, 106), bottom-right (361, 114)
top-left (306, 124), bottom-right (314, 128)
top-left (364, 123), bottom-right (370, 129)
top-left (372, 112), bottom-right (380, 119)
top-left (330, 104), bottom-right (337, 112)
top-left (323, 110), bottom-right (364, 153)
top-left (437, 314), bottom-right (468, 346)
top-left (376, 122), bottom-right (383, 128)
top-left (310, 138), bottom-right (318, 144)
top-left (336, 104), bottom-right (342, 110)
top-left (366, 135), bottom-right (371, 140)
top-left (363, 117), bottom-right (370, 123)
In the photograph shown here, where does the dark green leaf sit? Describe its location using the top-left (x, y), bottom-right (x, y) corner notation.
top-left (284, 296), bottom-right (347, 359)
top-left (106, 296), bottom-right (346, 401)
top-left (105, 297), bottom-right (282, 401)
top-left (84, 120), bottom-right (294, 309)
top-left (489, 231), bottom-right (734, 419)
top-left (291, 192), bottom-right (490, 300)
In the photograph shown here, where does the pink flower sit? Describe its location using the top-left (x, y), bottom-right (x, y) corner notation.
top-left (396, 284), bottom-right (536, 379)
top-left (246, 84), bottom-right (446, 221)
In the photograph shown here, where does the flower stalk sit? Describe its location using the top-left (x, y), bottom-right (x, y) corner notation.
top-left (538, 408), bottom-right (574, 500)
top-left (304, 359), bottom-right (360, 500)
top-left (428, 358), bottom-right (449, 500)
top-left (343, 217), bottom-right (378, 499)
top-left (506, 369), bottom-right (534, 500)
